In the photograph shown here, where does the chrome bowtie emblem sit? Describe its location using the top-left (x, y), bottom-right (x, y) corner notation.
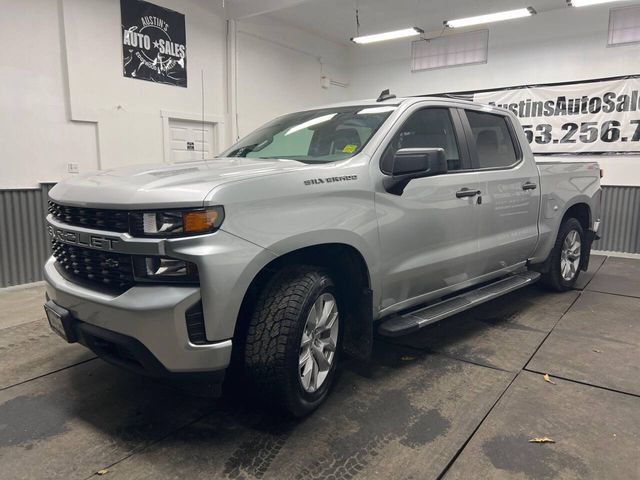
top-left (104, 258), bottom-right (119, 268)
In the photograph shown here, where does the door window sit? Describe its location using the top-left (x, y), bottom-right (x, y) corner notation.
top-left (465, 110), bottom-right (518, 169)
top-left (381, 108), bottom-right (462, 174)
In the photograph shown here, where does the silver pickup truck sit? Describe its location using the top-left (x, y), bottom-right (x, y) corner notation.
top-left (43, 92), bottom-right (601, 416)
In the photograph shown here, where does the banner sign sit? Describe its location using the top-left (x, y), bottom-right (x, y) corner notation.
top-left (473, 77), bottom-right (640, 154)
top-left (121, 0), bottom-right (187, 87)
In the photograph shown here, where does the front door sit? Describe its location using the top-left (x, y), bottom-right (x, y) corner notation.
top-left (374, 106), bottom-right (482, 314)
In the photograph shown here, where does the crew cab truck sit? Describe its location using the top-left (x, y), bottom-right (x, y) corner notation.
top-left (43, 92), bottom-right (601, 416)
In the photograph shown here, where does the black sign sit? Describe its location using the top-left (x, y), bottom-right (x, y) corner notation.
top-left (121, 0), bottom-right (187, 87)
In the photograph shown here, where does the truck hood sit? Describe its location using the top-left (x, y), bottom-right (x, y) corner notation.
top-left (49, 158), bottom-right (308, 208)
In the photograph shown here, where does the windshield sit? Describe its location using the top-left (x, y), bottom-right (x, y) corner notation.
top-left (220, 105), bottom-right (397, 163)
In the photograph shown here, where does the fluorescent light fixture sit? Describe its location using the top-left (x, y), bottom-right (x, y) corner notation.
top-left (285, 113), bottom-right (336, 136)
top-left (351, 27), bottom-right (423, 44)
top-left (445, 8), bottom-right (535, 28)
top-left (569, 0), bottom-right (624, 6)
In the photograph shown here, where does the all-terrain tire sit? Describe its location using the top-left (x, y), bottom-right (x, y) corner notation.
top-left (244, 265), bottom-right (341, 417)
top-left (541, 217), bottom-right (585, 292)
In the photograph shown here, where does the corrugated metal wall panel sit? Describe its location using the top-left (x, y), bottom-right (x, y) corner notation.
top-left (0, 184), bottom-right (54, 287)
top-left (594, 186), bottom-right (640, 254)
top-left (0, 184), bottom-right (638, 288)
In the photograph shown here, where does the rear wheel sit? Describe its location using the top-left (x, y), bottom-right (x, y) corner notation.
top-left (244, 266), bottom-right (341, 417)
top-left (541, 218), bottom-right (584, 291)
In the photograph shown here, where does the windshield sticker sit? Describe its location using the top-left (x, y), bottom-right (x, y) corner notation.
top-left (304, 175), bottom-right (358, 186)
top-left (342, 144), bottom-right (358, 154)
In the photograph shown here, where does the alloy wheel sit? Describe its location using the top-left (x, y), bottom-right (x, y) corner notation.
top-left (299, 293), bottom-right (339, 393)
top-left (560, 229), bottom-right (581, 281)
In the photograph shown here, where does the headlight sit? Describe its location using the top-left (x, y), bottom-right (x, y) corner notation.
top-left (133, 256), bottom-right (199, 283)
top-left (129, 206), bottom-right (224, 237)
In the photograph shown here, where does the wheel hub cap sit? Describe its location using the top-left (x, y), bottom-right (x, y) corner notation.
top-left (560, 229), bottom-right (581, 281)
top-left (299, 293), bottom-right (339, 393)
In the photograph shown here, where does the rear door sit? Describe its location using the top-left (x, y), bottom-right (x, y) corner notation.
top-left (459, 108), bottom-right (541, 276)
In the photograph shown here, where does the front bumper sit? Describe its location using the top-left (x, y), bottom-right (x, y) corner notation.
top-left (44, 258), bottom-right (232, 373)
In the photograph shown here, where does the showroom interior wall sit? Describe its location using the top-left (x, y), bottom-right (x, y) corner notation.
top-left (345, 2), bottom-right (640, 187)
top-left (2, 0), bottom-right (226, 190)
top-left (0, 0), bottom-right (350, 287)
top-left (234, 15), bottom-right (350, 138)
top-left (1, 0), bottom-right (349, 190)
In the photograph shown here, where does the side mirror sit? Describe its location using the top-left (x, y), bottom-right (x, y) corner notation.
top-left (383, 148), bottom-right (448, 195)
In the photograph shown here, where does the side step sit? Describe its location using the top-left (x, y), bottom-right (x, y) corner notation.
top-left (377, 271), bottom-right (541, 338)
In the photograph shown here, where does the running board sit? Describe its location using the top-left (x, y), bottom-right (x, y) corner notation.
top-left (377, 271), bottom-right (541, 338)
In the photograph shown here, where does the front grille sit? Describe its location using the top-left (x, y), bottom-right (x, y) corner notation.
top-left (51, 240), bottom-right (135, 291)
top-left (48, 201), bottom-right (129, 232)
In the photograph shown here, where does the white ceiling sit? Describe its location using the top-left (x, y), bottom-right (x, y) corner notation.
top-left (265, 0), bottom-right (578, 45)
top-left (192, 0), bottom-right (317, 20)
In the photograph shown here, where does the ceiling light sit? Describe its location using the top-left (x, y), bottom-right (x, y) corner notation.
top-left (358, 106), bottom-right (397, 114)
top-left (568, 0), bottom-right (624, 7)
top-left (285, 113), bottom-right (336, 136)
top-left (351, 27), bottom-right (423, 44)
top-left (445, 8), bottom-right (536, 28)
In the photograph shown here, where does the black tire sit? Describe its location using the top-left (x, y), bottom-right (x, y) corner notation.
top-left (244, 265), bottom-right (341, 417)
top-left (541, 218), bottom-right (585, 292)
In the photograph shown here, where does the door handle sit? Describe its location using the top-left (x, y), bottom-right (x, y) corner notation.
top-left (456, 188), bottom-right (481, 198)
top-left (522, 182), bottom-right (537, 191)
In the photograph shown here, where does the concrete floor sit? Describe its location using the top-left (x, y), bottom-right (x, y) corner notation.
top-left (0, 255), bottom-right (639, 479)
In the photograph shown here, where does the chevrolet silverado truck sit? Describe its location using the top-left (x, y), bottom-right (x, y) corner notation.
top-left (43, 92), bottom-right (601, 416)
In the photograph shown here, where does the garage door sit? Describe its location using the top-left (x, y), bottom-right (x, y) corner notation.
top-left (168, 118), bottom-right (216, 163)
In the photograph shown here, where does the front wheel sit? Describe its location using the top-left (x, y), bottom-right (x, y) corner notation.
top-left (244, 266), bottom-right (341, 417)
top-left (541, 217), bottom-right (585, 291)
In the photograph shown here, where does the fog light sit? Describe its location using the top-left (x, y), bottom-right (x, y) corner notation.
top-left (133, 256), bottom-right (198, 283)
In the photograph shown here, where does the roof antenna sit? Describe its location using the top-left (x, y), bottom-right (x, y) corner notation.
top-left (377, 89), bottom-right (396, 102)
top-left (201, 69), bottom-right (205, 161)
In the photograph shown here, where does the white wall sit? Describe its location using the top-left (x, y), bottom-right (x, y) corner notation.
top-left (1, 0), bottom-right (349, 189)
top-left (347, 5), bottom-right (640, 97)
top-left (345, 4), bottom-right (640, 186)
top-left (0, 0), bottom-right (98, 189)
top-left (1, 0), bottom-right (228, 189)
top-left (62, 0), bottom-right (228, 170)
top-left (234, 15), bottom-right (350, 139)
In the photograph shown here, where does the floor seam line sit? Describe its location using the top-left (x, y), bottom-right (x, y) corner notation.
top-left (437, 292), bottom-right (584, 478)
top-left (436, 370), bottom-right (520, 480)
top-left (79, 407), bottom-right (217, 480)
top-left (374, 338), bottom-right (513, 373)
top-left (523, 368), bottom-right (640, 399)
top-left (0, 357), bottom-right (98, 392)
top-left (523, 292), bottom-right (582, 372)
top-left (582, 289), bottom-right (640, 300)
top-left (578, 256), bottom-right (608, 291)
top-left (430, 350), bottom-right (513, 374)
